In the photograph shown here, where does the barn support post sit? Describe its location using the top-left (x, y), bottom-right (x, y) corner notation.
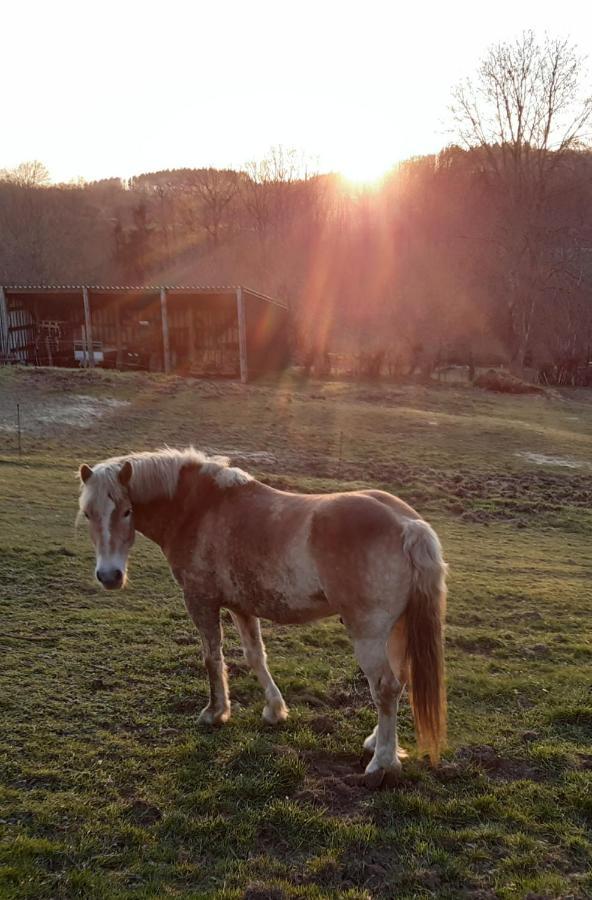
top-left (160, 287), bottom-right (171, 374)
top-left (0, 287), bottom-right (9, 362)
top-left (188, 304), bottom-right (196, 367)
top-left (82, 286), bottom-right (94, 368)
top-left (236, 286), bottom-right (248, 383)
top-left (115, 296), bottom-right (123, 369)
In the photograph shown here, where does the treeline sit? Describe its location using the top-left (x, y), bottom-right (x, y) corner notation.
top-left (1, 33), bottom-right (592, 383)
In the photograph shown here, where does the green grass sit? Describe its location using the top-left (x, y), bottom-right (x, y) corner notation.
top-left (0, 367), bottom-right (591, 899)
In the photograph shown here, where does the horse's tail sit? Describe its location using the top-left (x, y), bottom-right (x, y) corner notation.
top-left (389, 518), bottom-right (447, 764)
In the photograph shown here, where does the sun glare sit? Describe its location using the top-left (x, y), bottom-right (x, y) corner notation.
top-left (337, 153), bottom-right (395, 190)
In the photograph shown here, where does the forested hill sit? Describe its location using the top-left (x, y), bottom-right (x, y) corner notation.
top-left (2, 145), bottom-right (592, 376)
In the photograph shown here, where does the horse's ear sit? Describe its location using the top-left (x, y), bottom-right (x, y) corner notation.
top-left (79, 464), bottom-right (93, 484)
top-left (118, 460), bottom-right (133, 486)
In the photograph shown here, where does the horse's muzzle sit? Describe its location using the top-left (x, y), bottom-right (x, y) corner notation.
top-left (96, 568), bottom-right (124, 590)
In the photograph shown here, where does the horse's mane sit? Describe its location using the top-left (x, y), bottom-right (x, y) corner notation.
top-left (81, 447), bottom-right (252, 503)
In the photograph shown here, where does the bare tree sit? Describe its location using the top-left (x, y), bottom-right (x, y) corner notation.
top-left (241, 146), bottom-right (315, 239)
top-left (0, 160), bottom-right (51, 188)
top-left (451, 32), bottom-right (592, 366)
top-left (177, 168), bottom-right (240, 244)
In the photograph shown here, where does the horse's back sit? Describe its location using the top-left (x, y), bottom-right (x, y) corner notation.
top-left (309, 488), bottom-right (420, 547)
top-left (361, 488), bottom-right (422, 521)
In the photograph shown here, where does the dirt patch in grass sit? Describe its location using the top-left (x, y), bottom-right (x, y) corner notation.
top-left (0, 393), bottom-right (129, 436)
top-left (441, 469), bottom-right (592, 526)
top-left (243, 885), bottom-right (287, 900)
top-left (123, 799), bottom-right (163, 825)
top-left (295, 750), bottom-right (369, 814)
top-left (294, 748), bottom-right (405, 814)
top-left (308, 715), bottom-right (337, 735)
top-left (169, 697), bottom-right (201, 715)
top-left (454, 745), bottom-right (540, 781)
top-left (449, 635), bottom-right (503, 656)
top-left (517, 451), bottom-right (590, 470)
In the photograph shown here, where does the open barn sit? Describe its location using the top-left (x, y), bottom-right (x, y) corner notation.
top-left (0, 284), bottom-right (289, 381)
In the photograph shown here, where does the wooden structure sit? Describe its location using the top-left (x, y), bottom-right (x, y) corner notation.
top-left (0, 285), bottom-right (289, 382)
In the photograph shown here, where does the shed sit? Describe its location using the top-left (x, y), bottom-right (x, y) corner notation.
top-left (0, 284), bottom-right (289, 381)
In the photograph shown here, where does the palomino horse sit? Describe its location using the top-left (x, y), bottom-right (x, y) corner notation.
top-left (78, 448), bottom-right (447, 784)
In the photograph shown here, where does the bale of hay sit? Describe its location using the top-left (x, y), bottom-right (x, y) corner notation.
top-left (473, 368), bottom-right (547, 395)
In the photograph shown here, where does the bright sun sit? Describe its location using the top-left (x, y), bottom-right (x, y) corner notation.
top-left (337, 151), bottom-right (396, 189)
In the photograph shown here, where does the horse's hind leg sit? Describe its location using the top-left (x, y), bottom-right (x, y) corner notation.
top-left (231, 612), bottom-right (288, 724)
top-left (363, 617), bottom-right (407, 760)
top-left (353, 627), bottom-right (404, 786)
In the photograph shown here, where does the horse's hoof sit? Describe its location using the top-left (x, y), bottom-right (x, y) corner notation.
top-left (364, 754), bottom-right (402, 789)
top-left (364, 767), bottom-right (386, 789)
top-left (262, 701), bottom-right (289, 725)
top-left (198, 705), bottom-right (230, 726)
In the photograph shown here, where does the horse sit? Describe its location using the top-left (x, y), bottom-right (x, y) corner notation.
top-left (78, 447), bottom-right (447, 785)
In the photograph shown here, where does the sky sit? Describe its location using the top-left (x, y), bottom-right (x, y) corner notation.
top-left (1, 0), bottom-right (591, 184)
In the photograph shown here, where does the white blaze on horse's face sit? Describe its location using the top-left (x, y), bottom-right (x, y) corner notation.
top-left (79, 460), bottom-right (135, 590)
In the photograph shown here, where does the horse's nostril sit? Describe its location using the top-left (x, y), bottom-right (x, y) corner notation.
top-left (96, 569), bottom-right (122, 586)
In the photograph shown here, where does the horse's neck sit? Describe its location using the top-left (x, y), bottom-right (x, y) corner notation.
top-left (132, 495), bottom-right (175, 550)
top-left (130, 463), bottom-right (232, 555)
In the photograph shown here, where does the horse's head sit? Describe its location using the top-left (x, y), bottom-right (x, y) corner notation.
top-left (78, 459), bottom-right (135, 590)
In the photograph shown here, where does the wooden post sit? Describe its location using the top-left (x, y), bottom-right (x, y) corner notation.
top-left (115, 296), bottom-right (123, 369)
top-left (0, 286), bottom-right (9, 362)
top-left (45, 332), bottom-right (53, 367)
top-left (236, 286), bottom-right (248, 383)
top-left (82, 286), bottom-right (94, 368)
top-left (160, 287), bottom-right (171, 374)
top-left (188, 305), bottom-right (196, 368)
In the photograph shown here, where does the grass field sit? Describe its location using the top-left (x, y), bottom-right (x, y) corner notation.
top-left (0, 367), bottom-right (591, 900)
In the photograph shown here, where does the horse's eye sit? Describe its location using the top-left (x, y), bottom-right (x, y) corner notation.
top-left (84, 512), bottom-right (90, 520)
top-left (123, 509), bottom-right (131, 518)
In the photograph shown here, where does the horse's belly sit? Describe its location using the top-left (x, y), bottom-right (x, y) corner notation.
top-left (247, 586), bottom-right (332, 624)
top-left (226, 565), bottom-right (333, 624)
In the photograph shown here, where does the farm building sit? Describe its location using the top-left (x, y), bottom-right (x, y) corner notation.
top-left (0, 284), bottom-right (289, 382)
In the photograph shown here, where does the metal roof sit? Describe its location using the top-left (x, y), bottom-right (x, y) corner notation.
top-left (1, 284), bottom-right (288, 309)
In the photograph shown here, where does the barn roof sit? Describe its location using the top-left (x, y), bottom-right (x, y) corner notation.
top-left (1, 284), bottom-right (288, 309)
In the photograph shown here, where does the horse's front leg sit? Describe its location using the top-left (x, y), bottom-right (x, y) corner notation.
top-left (231, 611), bottom-right (288, 724)
top-left (184, 595), bottom-right (230, 725)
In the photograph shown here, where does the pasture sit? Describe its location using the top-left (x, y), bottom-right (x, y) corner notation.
top-left (0, 367), bottom-right (591, 900)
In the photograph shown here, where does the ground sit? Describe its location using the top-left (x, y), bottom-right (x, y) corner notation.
top-left (0, 366), bottom-right (590, 900)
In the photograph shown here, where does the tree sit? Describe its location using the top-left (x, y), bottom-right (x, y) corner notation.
top-left (241, 146), bottom-right (314, 239)
top-left (175, 168), bottom-right (240, 244)
top-left (113, 202), bottom-right (155, 282)
top-left (451, 32), bottom-right (592, 366)
top-left (0, 160), bottom-right (51, 188)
